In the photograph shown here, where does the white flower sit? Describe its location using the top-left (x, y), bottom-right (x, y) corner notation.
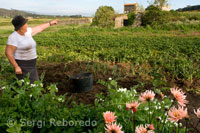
top-left (171, 100), bottom-right (174, 102)
top-left (31, 84), bottom-right (36, 87)
top-left (133, 89), bottom-right (137, 93)
top-left (99, 98), bottom-right (104, 102)
top-left (26, 81), bottom-right (30, 85)
top-left (174, 122), bottom-right (178, 127)
top-left (144, 107), bottom-right (149, 111)
top-left (179, 123), bottom-right (182, 127)
top-left (165, 106), bottom-right (169, 109)
top-left (117, 88), bottom-right (127, 93)
top-left (0, 86), bottom-right (6, 90)
top-left (56, 87), bottom-right (58, 91)
top-left (40, 83), bottom-right (43, 87)
top-left (158, 106), bottom-right (161, 109)
top-left (58, 98), bottom-right (62, 101)
top-left (20, 79), bottom-right (24, 82)
top-left (108, 77), bottom-right (112, 80)
top-left (30, 94), bottom-right (32, 98)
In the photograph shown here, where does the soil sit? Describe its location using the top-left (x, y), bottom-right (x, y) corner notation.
top-left (37, 61), bottom-right (200, 132)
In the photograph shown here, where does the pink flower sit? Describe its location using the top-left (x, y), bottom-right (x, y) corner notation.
top-left (168, 106), bottom-right (188, 122)
top-left (178, 106), bottom-right (189, 119)
top-left (105, 123), bottom-right (124, 133)
top-left (135, 125), bottom-right (147, 133)
top-left (139, 90), bottom-right (155, 102)
top-left (194, 108), bottom-right (200, 118)
top-left (148, 124), bottom-right (155, 130)
top-left (103, 111), bottom-right (117, 124)
top-left (170, 88), bottom-right (188, 106)
top-left (126, 101), bottom-right (140, 112)
top-left (135, 124), bottom-right (154, 133)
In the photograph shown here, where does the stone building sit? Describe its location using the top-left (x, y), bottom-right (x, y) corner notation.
top-left (114, 3), bottom-right (141, 28)
top-left (114, 14), bottom-right (128, 28)
top-left (124, 3), bottom-right (138, 13)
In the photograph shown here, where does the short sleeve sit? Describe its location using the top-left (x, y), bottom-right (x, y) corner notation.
top-left (26, 27), bottom-right (32, 35)
top-left (7, 35), bottom-right (18, 47)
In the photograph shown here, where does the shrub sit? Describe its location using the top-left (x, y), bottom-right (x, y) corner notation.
top-left (127, 12), bottom-right (136, 26)
top-left (92, 6), bottom-right (115, 28)
top-left (142, 5), bottom-right (169, 26)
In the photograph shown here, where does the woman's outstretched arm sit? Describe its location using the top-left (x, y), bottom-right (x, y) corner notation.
top-left (31, 19), bottom-right (58, 36)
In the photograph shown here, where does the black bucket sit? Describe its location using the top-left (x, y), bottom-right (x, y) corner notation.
top-left (71, 72), bottom-right (93, 93)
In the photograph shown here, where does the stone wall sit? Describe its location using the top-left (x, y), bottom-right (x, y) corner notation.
top-left (114, 14), bottom-right (128, 28)
top-left (114, 13), bottom-right (142, 28)
top-left (59, 18), bottom-right (93, 25)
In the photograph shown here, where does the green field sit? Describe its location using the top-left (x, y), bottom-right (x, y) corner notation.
top-left (1, 18), bottom-right (200, 80)
top-left (0, 18), bottom-right (200, 132)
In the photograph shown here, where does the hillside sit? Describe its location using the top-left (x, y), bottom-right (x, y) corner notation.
top-left (0, 8), bottom-right (39, 17)
top-left (177, 5), bottom-right (200, 12)
top-left (0, 8), bottom-right (83, 18)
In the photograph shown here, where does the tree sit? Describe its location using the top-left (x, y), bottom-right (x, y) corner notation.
top-left (154, 0), bottom-right (168, 8)
top-left (92, 6), bottom-right (115, 28)
top-left (137, 3), bottom-right (145, 12)
top-left (142, 5), bottom-right (169, 26)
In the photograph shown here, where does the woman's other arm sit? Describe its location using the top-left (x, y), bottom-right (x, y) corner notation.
top-left (5, 45), bottom-right (22, 74)
top-left (31, 19), bottom-right (58, 36)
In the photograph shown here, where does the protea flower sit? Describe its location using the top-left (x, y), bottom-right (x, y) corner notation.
top-left (139, 90), bottom-right (155, 102)
top-left (168, 106), bottom-right (188, 122)
top-left (170, 87), bottom-right (188, 106)
top-left (103, 111), bottom-right (117, 124)
top-left (105, 123), bottom-right (124, 133)
top-left (126, 101), bottom-right (140, 112)
top-left (135, 124), bottom-right (154, 133)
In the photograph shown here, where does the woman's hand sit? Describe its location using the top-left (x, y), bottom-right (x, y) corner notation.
top-left (32, 19), bottom-right (58, 36)
top-left (50, 19), bottom-right (58, 26)
top-left (15, 66), bottom-right (22, 74)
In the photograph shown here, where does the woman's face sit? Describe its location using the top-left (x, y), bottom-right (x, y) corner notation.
top-left (19, 23), bottom-right (28, 34)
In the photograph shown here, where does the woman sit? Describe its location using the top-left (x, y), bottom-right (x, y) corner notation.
top-left (5, 15), bottom-right (58, 83)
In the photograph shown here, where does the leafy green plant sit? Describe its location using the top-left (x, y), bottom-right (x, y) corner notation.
top-left (142, 5), bottom-right (170, 26)
top-left (92, 6), bottom-right (115, 28)
top-left (127, 12), bottom-right (136, 26)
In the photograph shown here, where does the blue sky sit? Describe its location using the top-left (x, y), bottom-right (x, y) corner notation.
top-left (0, 0), bottom-right (199, 16)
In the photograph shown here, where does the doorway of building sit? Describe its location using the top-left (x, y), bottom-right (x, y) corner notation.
top-left (123, 19), bottom-right (129, 26)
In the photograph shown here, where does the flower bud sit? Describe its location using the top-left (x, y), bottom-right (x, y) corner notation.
top-left (149, 124), bottom-right (155, 130)
top-left (132, 107), bottom-right (137, 113)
